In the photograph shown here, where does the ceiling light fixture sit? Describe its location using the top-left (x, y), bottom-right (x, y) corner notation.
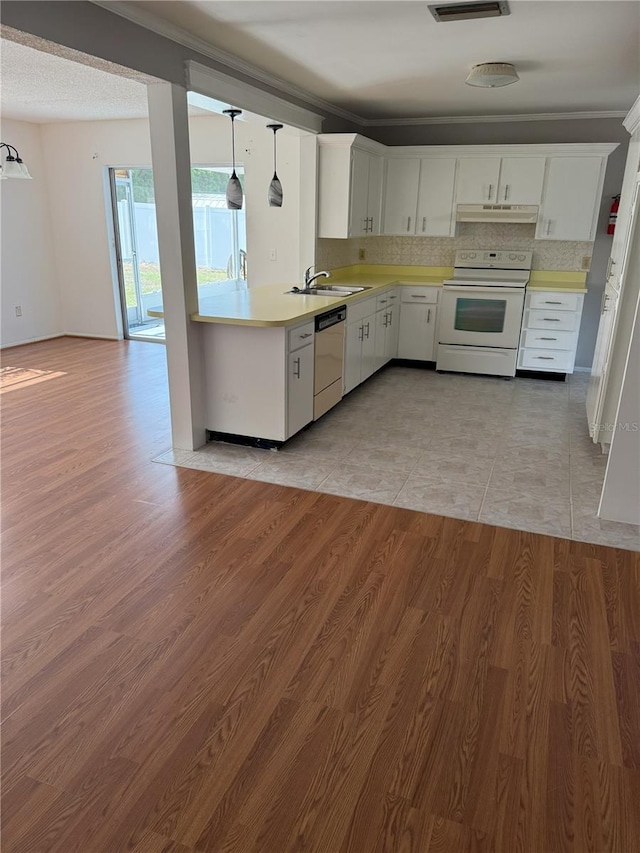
top-left (222, 109), bottom-right (243, 209)
top-left (465, 62), bottom-right (519, 88)
top-left (266, 123), bottom-right (283, 208)
top-left (0, 143), bottom-right (32, 179)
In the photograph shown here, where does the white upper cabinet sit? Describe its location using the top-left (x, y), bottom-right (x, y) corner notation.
top-left (496, 157), bottom-right (546, 204)
top-left (416, 157), bottom-right (457, 236)
top-left (319, 137), bottom-right (616, 242)
top-left (455, 157), bottom-right (501, 203)
top-left (455, 156), bottom-right (545, 205)
top-left (382, 159), bottom-right (420, 235)
top-left (536, 156), bottom-right (605, 241)
top-left (383, 157), bottom-right (456, 236)
top-left (317, 135), bottom-right (384, 239)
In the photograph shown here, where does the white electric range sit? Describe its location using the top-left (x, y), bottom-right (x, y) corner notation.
top-left (437, 249), bottom-right (533, 377)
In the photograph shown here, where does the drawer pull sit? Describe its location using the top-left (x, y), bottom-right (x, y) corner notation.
top-left (535, 356), bottom-right (555, 361)
top-left (300, 332), bottom-right (312, 339)
top-left (544, 300), bottom-right (563, 305)
top-left (411, 294), bottom-right (427, 298)
top-left (379, 299), bottom-right (388, 304)
top-left (542, 317), bottom-right (561, 322)
top-left (538, 337), bottom-right (557, 341)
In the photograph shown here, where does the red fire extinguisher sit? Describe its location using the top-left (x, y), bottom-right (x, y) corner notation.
top-left (608, 194), bottom-right (620, 235)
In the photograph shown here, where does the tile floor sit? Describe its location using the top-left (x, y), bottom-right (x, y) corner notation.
top-left (155, 367), bottom-right (640, 552)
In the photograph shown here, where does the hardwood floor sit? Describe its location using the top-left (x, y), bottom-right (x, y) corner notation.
top-left (2, 337), bottom-right (639, 853)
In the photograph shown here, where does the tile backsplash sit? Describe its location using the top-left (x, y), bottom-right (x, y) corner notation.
top-left (317, 223), bottom-right (593, 272)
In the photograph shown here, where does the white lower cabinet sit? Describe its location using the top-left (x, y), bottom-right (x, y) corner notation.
top-left (518, 290), bottom-right (584, 374)
top-left (343, 295), bottom-right (379, 394)
top-left (397, 288), bottom-right (438, 361)
top-left (287, 342), bottom-right (314, 437)
top-left (203, 319), bottom-right (316, 443)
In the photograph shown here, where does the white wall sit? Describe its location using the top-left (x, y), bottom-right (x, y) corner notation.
top-left (37, 113), bottom-right (303, 339)
top-left (1, 118), bottom-right (63, 347)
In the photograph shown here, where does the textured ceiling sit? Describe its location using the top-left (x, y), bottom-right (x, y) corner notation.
top-left (0, 36), bottom-right (206, 123)
top-left (0, 39), bottom-right (154, 122)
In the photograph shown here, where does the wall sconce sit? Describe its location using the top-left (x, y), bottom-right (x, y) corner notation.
top-left (0, 143), bottom-right (32, 179)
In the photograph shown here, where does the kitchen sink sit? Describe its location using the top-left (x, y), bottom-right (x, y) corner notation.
top-left (288, 285), bottom-right (373, 296)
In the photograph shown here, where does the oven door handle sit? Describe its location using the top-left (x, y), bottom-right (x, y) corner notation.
top-left (443, 286), bottom-right (526, 296)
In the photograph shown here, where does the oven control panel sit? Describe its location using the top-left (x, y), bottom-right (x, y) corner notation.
top-left (455, 250), bottom-right (533, 270)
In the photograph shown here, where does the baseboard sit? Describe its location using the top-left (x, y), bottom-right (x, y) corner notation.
top-left (65, 333), bottom-right (123, 341)
top-left (1, 333), bottom-right (65, 350)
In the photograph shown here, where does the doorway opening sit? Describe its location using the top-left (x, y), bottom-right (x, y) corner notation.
top-left (110, 166), bottom-right (247, 342)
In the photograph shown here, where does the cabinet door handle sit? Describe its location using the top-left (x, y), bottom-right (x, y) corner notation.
top-left (293, 357), bottom-right (301, 378)
top-left (422, 217), bottom-right (426, 232)
top-left (427, 308), bottom-right (431, 323)
top-left (503, 184), bottom-right (510, 201)
top-left (383, 314), bottom-right (388, 327)
top-left (488, 183), bottom-right (493, 200)
top-left (542, 317), bottom-right (561, 322)
top-left (545, 219), bottom-right (553, 236)
top-left (370, 217), bottom-right (374, 231)
top-left (543, 301), bottom-right (563, 305)
top-left (407, 216), bottom-right (412, 232)
top-left (358, 324), bottom-right (364, 342)
top-left (364, 321), bottom-right (370, 339)
top-left (538, 337), bottom-right (557, 341)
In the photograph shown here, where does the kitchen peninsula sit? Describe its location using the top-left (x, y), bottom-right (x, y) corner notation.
top-left (190, 265), bottom-right (587, 446)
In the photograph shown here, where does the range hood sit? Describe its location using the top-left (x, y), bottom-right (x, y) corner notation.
top-left (456, 204), bottom-right (539, 224)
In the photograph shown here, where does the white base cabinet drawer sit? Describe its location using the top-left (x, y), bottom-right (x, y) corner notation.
top-left (525, 308), bottom-right (580, 332)
top-left (519, 348), bottom-right (574, 372)
top-left (528, 291), bottom-right (582, 312)
top-left (400, 286), bottom-right (439, 304)
top-left (520, 328), bottom-right (578, 350)
top-left (288, 321), bottom-right (315, 352)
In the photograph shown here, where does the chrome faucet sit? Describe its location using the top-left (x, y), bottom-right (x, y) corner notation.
top-left (303, 265), bottom-right (331, 291)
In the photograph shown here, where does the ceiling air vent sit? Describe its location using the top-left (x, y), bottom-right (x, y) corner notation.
top-left (428, 1), bottom-right (510, 22)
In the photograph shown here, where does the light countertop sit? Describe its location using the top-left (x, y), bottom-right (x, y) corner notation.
top-left (192, 266), bottom-right (451, 327)
top-left (158, 264), bottom-right (588, 328)
top-left (528, 270), bottom-right (588, 293)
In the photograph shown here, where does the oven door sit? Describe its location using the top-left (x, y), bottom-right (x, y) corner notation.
top-left (439, 286), bottom-right (525, 348)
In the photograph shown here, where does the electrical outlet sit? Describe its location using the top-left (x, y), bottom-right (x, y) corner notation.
top-left (14, 305), bottom-right (22, 317)
top-left (359, 248), bottom-right (366, 261)
top-left (581, 255), bottom-right (592, 270)
top-left (269, 248), bottom-right (277, 261)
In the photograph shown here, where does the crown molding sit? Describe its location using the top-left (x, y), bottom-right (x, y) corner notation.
top-left (623, 95), bottom-right (640, 135)
top-left (383, 142), bottom-right (619, 158)
top-left (90, 0), bottom-right (364, 126)
top-left (361, 110), bottom-right (628, 127)
top-left (187, 63), bottom-right (323, 134)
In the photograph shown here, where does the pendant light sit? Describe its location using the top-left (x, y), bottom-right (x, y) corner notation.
top-left (222, 109), bottom-right (243, 209)
top-left (0, 143), bottom-right (32, 179)
top-left (266, 123), bottom-right (283, 207)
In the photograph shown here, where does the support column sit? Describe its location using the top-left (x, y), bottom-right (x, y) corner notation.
top-left (147, 82), bottom-right (206, 451)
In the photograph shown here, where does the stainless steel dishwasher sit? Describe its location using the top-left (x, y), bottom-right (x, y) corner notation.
top-left (314, 305), bottom-right (346, 420)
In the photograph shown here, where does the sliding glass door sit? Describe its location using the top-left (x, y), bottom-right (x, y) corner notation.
top-left (110, 167), bottom-right (247, 342)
